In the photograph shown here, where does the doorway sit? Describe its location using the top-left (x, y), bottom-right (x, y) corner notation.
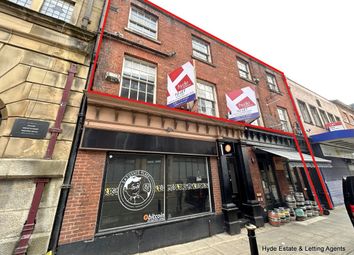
top-left (257, 155), bottom-right (281, 209)
top-left (226, 156), bottom-right (243, 211)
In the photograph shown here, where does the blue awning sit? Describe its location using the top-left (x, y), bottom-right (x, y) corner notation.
top-left (310, 129), bottom-right (354, 151)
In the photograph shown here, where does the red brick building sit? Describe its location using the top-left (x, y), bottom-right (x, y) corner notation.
top-left (54, 1), bottom-right (325, 254)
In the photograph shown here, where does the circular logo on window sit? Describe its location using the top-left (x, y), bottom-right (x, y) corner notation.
top-left (117, 170), bottom-right (155, 211)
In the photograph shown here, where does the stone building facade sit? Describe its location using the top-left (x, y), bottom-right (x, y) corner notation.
top-left (288, 78), bottom-right (344, 135)
top-left (54, 1), bottom-right (330, 254)
top-left (288, 78), bottom-right (354, 206)
top-left (331, 100), bottom-right (354, 130)
top-left (0, 0), bottom-right (104, 254)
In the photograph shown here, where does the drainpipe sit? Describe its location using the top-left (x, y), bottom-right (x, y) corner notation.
top-left (14, 179), bottom-right (49, 255)
top-left (47, 95), bottom-right (87, 253)
top-left (48, 0), bottom-right (112, 253)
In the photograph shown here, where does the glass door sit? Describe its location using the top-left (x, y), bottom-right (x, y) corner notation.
top-left (258, 158), bottom-right (280, 209)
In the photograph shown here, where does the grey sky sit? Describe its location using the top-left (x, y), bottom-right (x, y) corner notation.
top-left (150, 0), bottom-right (354, 105)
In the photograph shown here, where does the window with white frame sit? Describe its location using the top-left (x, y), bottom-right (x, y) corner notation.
top-left (350, 115), bottom-right (354, 125)
top-left (128, 6), bottom-right (158, 39)
top-left (342, 112), bottom-right (350, 123)
top-left (237, 59), bottom-right (251, 80)
top-left (196, 81), bottom-right (217, 116)
top-left (40, 0), bottom-right (74, 23)
top-left (309, 105), bottom-right (323, 127)
top-left (327, 112), bottom-right (335, 123)
top-left (8, 0), bottom-right (32, 8)
top-left (266, 73), bottom-right (280, 92)
top-left (120, 57), bottom-right (156, 103)
top-left (277, 107), bottom-right (292, 132)
top-left (319, 109), bottom-right (329, 124)
top-left (192, 36), bottom-right (211, 63)
top-left (335, 116), bottom-right (341, 122)
top-left (297, 100), bottom-right (312, 124)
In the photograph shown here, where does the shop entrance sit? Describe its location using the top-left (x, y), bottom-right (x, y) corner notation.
top-left (257, 155), bottom-right (281, 209)
top-left (226, 156), bottom-right (244, 217)
top-left (285, 166), bottom-right (303, 193)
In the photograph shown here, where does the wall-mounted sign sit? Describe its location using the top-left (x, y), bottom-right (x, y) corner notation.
top-left (325, 121), bottom-right (345, 131)
top-left (10, 119), bottom-right (49, 139)
top-left (226, 86), bottom-right (260, 122)
top-left (320, 144), bottom-right (354, 159)
top-left (167, 61), bottom-right (196, 108)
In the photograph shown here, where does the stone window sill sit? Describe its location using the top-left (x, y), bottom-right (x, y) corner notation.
top-left (192, 55), bottom-right (216, 68)
top-left (124, 27), bottom-right (162, 45)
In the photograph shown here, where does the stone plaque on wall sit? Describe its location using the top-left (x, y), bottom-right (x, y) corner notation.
top-left (11, 119), bottom-right (50, 139)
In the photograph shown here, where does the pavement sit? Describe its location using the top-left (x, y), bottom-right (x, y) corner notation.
top-left (140, 206), bottom-right (354, 255)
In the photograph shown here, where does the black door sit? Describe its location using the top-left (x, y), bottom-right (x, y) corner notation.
top-left (226, 156), bottom-right (243, 211)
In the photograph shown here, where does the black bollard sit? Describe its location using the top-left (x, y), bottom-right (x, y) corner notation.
top-left (245, 223), bottom-right (259, 255)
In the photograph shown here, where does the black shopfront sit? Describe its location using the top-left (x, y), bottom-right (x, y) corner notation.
top-left (217, 139), bottom-right (265, 235)
top-left (57, 128), bottom-right (224, 255)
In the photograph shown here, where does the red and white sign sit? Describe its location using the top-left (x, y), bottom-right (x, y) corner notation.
top-left (226, 86), bottom-right (260, 121)
top-left (167, 61), bottom-right (196, 108)
top-left (325, 121), bottom-right (345, 131)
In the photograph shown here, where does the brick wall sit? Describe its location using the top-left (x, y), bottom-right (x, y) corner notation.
top-left (93, 0), bottom-right (298, 133)
top-left (275, 170), bottom-right (290, 200)
top-left (59, 150), bottom-right (106, 245)
top-left (210, 157), bottom-right (222, 214)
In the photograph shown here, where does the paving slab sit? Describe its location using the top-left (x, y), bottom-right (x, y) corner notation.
top-left (139, 206), bottom-right (354, 255)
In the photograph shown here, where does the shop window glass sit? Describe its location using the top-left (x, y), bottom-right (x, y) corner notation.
top-left (99, 153), bottom-right (211, 231)
top-left (166, 156), bottom-right (211, 218)
top-left (99, 154), bottom-right (165, 230)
